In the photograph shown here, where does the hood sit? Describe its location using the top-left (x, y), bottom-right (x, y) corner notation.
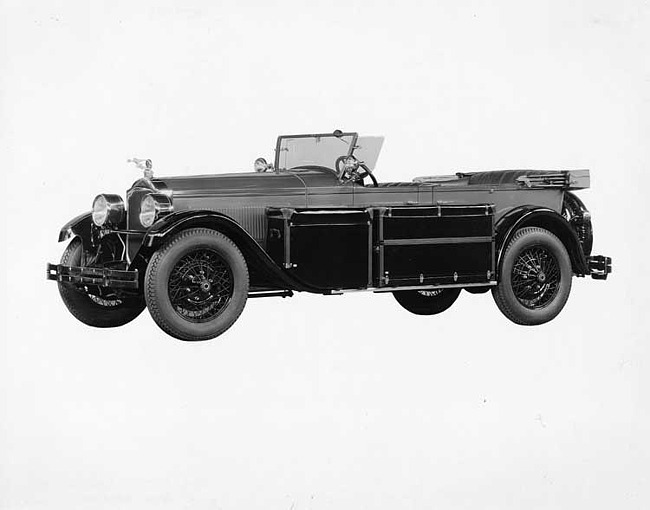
top-left (150, 170), bottom-right (340, 197)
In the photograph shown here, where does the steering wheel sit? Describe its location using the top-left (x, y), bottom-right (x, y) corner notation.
top-left (335, 155), bottom-right (378, 187)
top-left (357, 162), bottom-right (378, 187)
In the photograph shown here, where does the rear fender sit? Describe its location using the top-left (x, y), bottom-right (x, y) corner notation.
top-left (495, 207), bottom-right (589, 277)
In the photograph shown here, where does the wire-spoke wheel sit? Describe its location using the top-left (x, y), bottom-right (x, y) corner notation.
top-left (168, 248), bottom-right (234, 322)
top-left (58, 238), bottom-right (145, 328)
top-left (145, 228), bottom-right (249, 341)
top-left (393, 287), bottom-right (461, 315)
top-left (511, 246), bottom-right (561, 309)
top-left (493, 227), bottom-right (572, 325)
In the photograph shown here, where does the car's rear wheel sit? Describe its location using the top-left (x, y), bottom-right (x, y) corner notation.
top-left (492, 227), bottom-right (572, 325)
top-left (144, 228), bottom-right (249, 341)
top-left (393, 288), bottom-right (461, 315)
top-left (58, 238), bottom-right (146, 327)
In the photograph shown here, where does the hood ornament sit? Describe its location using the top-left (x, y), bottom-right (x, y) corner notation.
top-left (128, 158), bottom-right (153, 179)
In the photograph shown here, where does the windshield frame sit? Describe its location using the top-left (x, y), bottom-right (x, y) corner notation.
top-left (274, 132), bottom-right (359, 172)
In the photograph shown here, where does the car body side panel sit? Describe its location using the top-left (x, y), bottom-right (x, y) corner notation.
top-left (353, 183), bottom-right (424, 207)
top-left (267, 209), bottom-right (371, 289)
top-left (305, 185), bottom-right (354, 207)
top-left (351, 183), bottom-right (563, 221)
top-left (432, 186), bottom-right (563, 220)
top-left (137, 210), bottom-right (326, 293)
top-left (376, 205), bottom-right (495, 288)
top-left (121, 169), bottom-right (578, 293)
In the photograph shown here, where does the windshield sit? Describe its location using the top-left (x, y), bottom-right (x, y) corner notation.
top-left (353, 136), bottom-right (384, 170)
top-left (275, 132), bottom-right (357, 171)
top-left (274, 132), bottom-right (385, 173)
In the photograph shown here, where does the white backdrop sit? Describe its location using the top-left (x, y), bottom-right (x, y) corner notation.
top-left (2, 0), bottom-right (649, 509)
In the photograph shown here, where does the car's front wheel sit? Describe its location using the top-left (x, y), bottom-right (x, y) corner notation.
top-left (492, 227), bottom-right (572, 325)
top-left (58, 238), bottom-right (146, 327)
top-left (393, 288), bottom-right (461, 315)
top-left (144, 228), bottom-right (249, 341)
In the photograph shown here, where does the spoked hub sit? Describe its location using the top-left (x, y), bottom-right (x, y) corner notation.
top-left (168, 248), bottom-right (234, 322)
top-left (511, 245), bottom-right (561, 309)
top-left (417, 289), bottom-right (443, 298)
top-left (394, 287), bottom-right (461, 315)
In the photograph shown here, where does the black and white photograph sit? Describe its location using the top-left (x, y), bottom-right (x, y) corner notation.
top-left (2, 0), bottom-right (648, 508)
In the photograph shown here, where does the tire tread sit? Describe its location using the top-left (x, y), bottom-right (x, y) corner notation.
top-left (492, 226), bottom-right (572, 325)
top-left (58, 238), bottom-right (145, 328)
top-left (144, 228), bottom-right (249, 341)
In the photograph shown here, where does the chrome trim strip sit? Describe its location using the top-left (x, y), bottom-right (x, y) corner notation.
top-left (283, 215), bottom-right (291, 269)
top-left (329, 281), bottom-right (497, 295)
top-left (377, 208), bottom-right (385, 286)
top-left (383, 236), bottom-right (493, 246)
top-left (288, 222), bottom-right (367, 228)
top-left (491, 213), bottom-right (496, 278)
top-left (172, 189), bottom-right (307, 199)
top-left (366, 208), bottom-right (373, 287)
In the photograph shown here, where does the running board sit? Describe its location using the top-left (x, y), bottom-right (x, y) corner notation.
top-left (328, 281), bottom-right (497, 295)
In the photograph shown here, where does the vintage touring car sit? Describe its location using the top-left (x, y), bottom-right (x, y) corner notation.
top-left (47, 131), bottom-right (611, 341)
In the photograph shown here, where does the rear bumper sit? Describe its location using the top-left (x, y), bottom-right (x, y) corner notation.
top-left (587, 255), bottom-right (612, 280)
top-left (46, 263), bottom-right (139, 289)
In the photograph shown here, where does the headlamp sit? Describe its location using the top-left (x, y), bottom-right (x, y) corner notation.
top-left (92, 194), bottom-right (125, 227)
top-left (139, 193), bottom-right (173, 228)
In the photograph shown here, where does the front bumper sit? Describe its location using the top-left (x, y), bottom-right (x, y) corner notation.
top-left (46, 263), bottom-right (139, 289)
top-left (587, 255), bottom-right (612, 280)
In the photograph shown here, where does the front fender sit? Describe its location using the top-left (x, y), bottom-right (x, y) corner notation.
top-left (58, 211), bottom-right (92, 244)
top-left (495, 206), bottom-right (589, 277)
top-left (137, 210), bottom-right (324, 293)
top-left (142, 210), bottom-right (254, 250)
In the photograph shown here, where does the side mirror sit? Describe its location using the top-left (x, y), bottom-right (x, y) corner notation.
top-left (254, 157), bottom-right (273, 173)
